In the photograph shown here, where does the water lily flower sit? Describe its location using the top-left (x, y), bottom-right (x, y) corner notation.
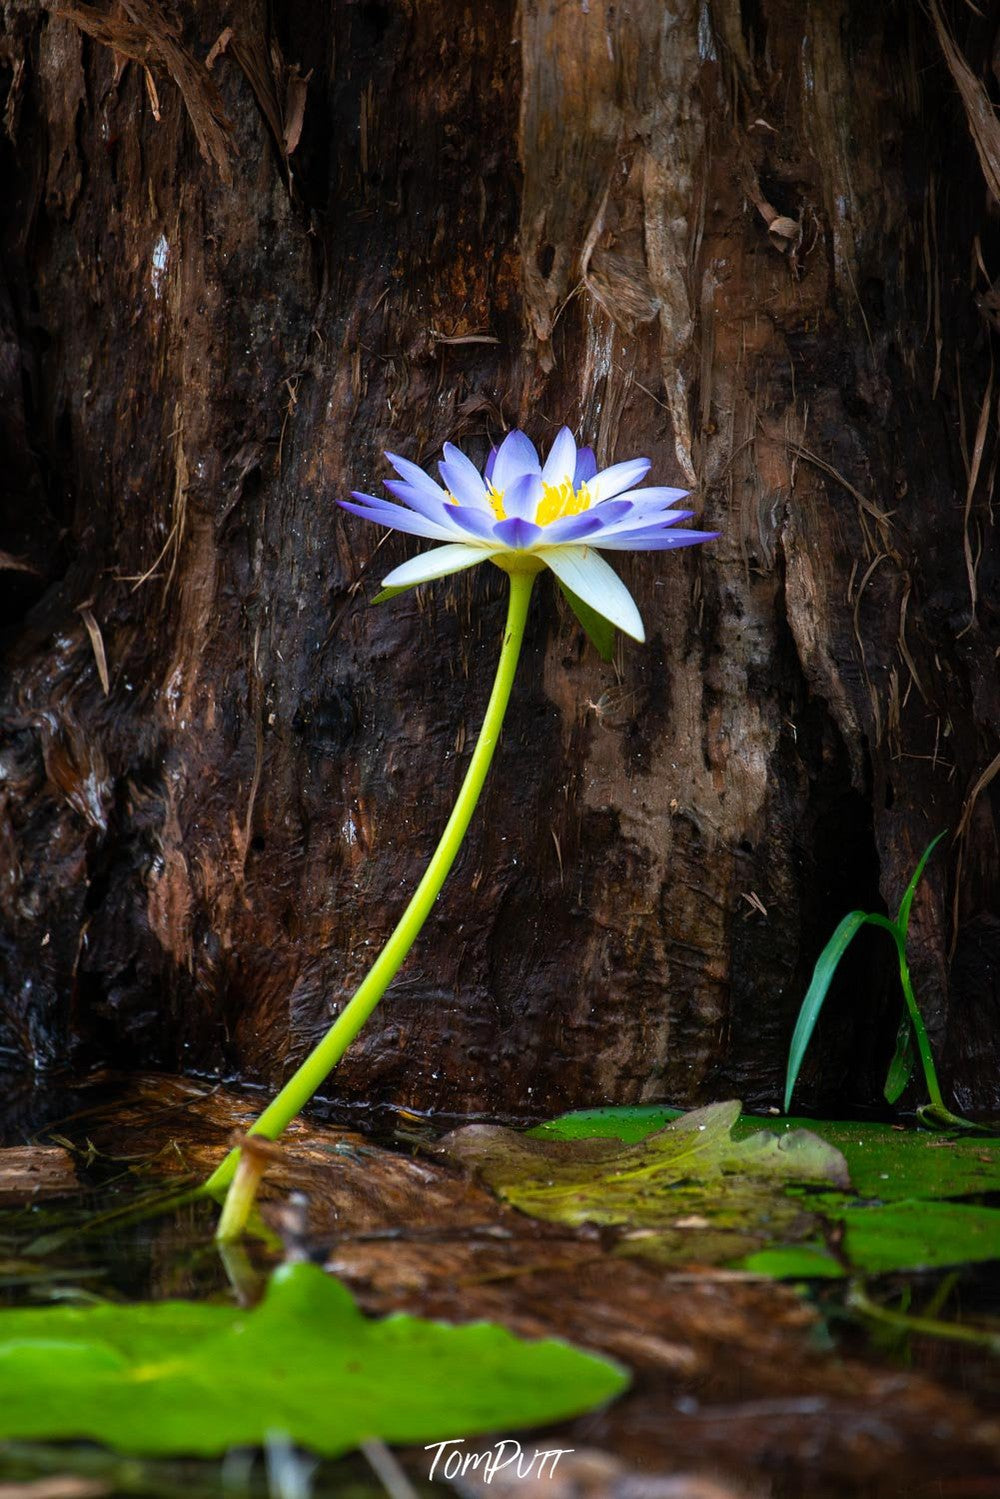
top-left (211, 426), bottom-right (718, 1241)
top-left (340, 427), bottom-right (718, 642)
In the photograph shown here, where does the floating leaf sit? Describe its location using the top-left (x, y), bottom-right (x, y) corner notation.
top-left (831, 1199), bottom-right (1000, 1274)
top-left (536, 1107), bottom-right (1000, 1202)
top-left (443, 1102), bottom-right (849, 1268)
top-left (529, 1105), bottom-right (683, 1143)
top-left (738, 1245), bottom-right (845, 1280)
top-left (0, 1262), bottom-right (626, 1456)
top-left (504, 1106), bottom-right (1000, 1279)
top-left (743, 1118), bottom-right (1000, 1201)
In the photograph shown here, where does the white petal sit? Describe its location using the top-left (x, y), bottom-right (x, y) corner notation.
top-left (381, 542), bottom-right (494, 589)
top-left (541, 427), bottom-right (577, 488)
top-left (588, 458), bottom-right (652, 503)
top-left (537, 545), bottom-right (645, 642)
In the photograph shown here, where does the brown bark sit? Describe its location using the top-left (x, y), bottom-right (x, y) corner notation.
top-left (1, 0), bottom-right (998, 1117)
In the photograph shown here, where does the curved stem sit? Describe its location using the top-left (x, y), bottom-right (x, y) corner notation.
top-left (210, 569), bottom-right (537, 1235)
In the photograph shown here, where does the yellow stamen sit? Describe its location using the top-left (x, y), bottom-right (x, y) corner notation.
top-left (536, 480), bottom-right (591, 527)
top-left (446, 484), bottom-right (507, 520)
top-left (486, 482), bottom-right (506, 521)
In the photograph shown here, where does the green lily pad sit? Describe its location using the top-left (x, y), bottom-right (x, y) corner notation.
top-left (529, 1105), bottom-right (683, 1144)
top-left (535, 1108), bottom-right (1000, 1202)
top-left (443, 1101), bottom-right (849, 1268)
top-left (524, 1105), bottom-right (1000, 1279)
top-left (0, 1262), bottom-right (626, 1456)
top-left (738, 1119), bottom-right (1000, 1201)
top-left (830, 1199), bottom-right (1000, 1274)
top-left (738, 1245), bottom-right (845, 1279)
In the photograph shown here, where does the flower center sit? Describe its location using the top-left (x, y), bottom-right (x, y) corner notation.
top-left (447, 479), bottom-right (593, 527)
top-left (536, 480), bottom-right (591, 527)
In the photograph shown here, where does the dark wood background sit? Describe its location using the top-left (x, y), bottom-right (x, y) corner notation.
top-left (1, 0), bottom-right (998, 1120)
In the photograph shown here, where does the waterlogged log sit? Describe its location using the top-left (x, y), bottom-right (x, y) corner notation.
top-left (0, 1146), bottom-right (77, 1204)
top-left (0, 1), bottom-right (998, 1115)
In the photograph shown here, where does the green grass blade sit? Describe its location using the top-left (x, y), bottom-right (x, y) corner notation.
top-left (895, 831), bottom-right (947, 934)
top-left (784, 910), bottom-right (871, 1114)
top-left (883, 1014), bottom-right (915, 1104)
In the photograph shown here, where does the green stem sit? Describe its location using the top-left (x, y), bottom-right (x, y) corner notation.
top-left (209, 568), bottom-right (537, 1234)
top-left (846, 1283), bottom-right (1000, 1355)
top-left (865, 912), bottom-right (944, 1112)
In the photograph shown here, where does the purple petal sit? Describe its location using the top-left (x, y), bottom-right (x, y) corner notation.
top-left (484, 445), bottom-right (498, 483)
top-left (540, 512), bottom-right (607, 544)
top-left (573, 446), bottom-right (597, 486)
top-left (588, 458), bottom-right (652, 503)
top-left (341, 496), bottom-right (460, 542)
top-left (540, 499), bottom-right (632, 544)
top-left (502, 472), bottom-right (543, 520)
top-left (447, 506), bottom-right (500, 541)
top-left (492, 430), bottom-right (541, 493)
top-left (384, 451), bottom-right (450, 504)
top-left (437, 462), bottom-right (486, 512)
top-left (541, 426), bottom-right (577, 487)
top-left (494, 515), bottom-right (543, 549)
top-left (607, 485), bottom-right (690, 507)
top-left (382, 479), bottom-right (468, 529)
top-left (593, 506), bottom-right (695, 538)
top-left (582, 499), bottom-right (633, 529)
top-left (593, 528), bottom-right (720, 551)
top-left (440, 443), bottom-right (491, 508)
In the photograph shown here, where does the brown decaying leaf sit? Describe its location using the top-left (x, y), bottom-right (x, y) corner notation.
top-left (77, 605), bottom-right (110, 695)
top-left (207, 26), bottom-right (309, 172)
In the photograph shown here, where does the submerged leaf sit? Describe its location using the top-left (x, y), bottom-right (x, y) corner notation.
top-left (833, 1198), bottom-right (1000, 1274)
top-left (442, 1102), bottom-right (849, 1268)
top-left (538, 1107), bottom-right (1000, 1202)
top-left (0, 1262), bottom-right (626, 1456)
top-left (477, 1100), bottom-right (1000, 1280)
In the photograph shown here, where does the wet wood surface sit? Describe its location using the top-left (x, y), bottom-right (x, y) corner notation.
top-left (0, 1146), bottom-right (77, 1204)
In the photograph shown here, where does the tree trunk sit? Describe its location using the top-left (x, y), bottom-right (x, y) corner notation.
top-left (1, 0), bottom-right (998, 1120)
